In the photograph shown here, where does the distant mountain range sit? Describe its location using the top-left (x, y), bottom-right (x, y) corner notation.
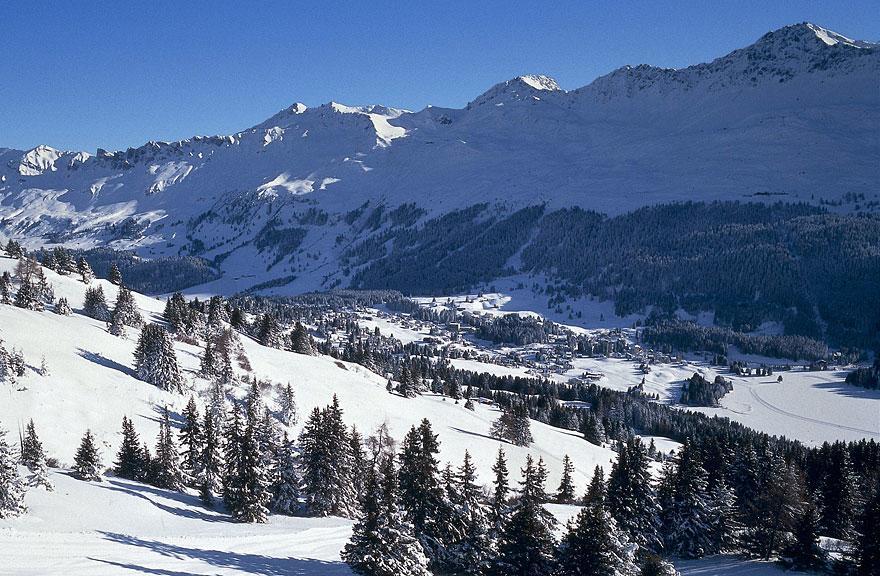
top-left (1, 23), bottom-right (878, 313)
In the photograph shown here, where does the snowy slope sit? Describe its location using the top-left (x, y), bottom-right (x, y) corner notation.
top-left (1, 23), bottom-right (877, 295)
top-left (0, 255), bottom-right (616, 492)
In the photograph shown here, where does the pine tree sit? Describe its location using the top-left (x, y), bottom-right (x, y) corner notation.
top-left (491, 455), bottom-right (556, 576)
top-left (584, 466), bottom-right (606, 506)
top-left (342, 456), bottom-right (431, 576)
top-left (556, 454), bottom-right (576, 504)
top-left (53, 297), bottom-right (71, 315)
top-left (398, 419), bottom-right (451, 566)
top-left (20, 419), bottom-right (51, 490)
top-left (179, 396), bottom-right (203, 485)
top-left (107, 311), bottom-right (125, 337)
top-left (4, 240), bottom-right (23, 259)
top-left (199, 408), bottom-right (221, 506)
top-left (256, 313), bottom-right (282, 348)
top-left (0, 272), bottom-right (11, 305)
top-left (72, 429), bottom-right (103, 481)
top-left (819, 442), bottom-right (856, 539)
top-left (741, 447), bottom-right (803, 559)
top-left (153, 407), bottom-right (184, 490)
top-left (784, 503), bottom-right (826, 571)
top-left (0, 425), bottom-right (27, 518)
top-left (111, 284), bottom-right (143, 328)
top-left (661, 442), bottom-right (713, 558)
top-left (83, 285), bottom-right (111, 321)
top-left (77, 257), bottom-right (94, 283)
top-left (350, 426), bottom-right (367, 504)
top-left (133, 323), bottom-right (183, 393)
top-left (108, 262), bottom-right (122, 285)
top-left (490, 401), bottom-right (533, 446)
top-left (290, 321), bottom-right (313, 355)
top-left (298, 397), bottom-right (357, 518)
top-left (222, 405), bottom-right (245, 514)
top-left (200, 340), bottom-right (217, 378)
top-left (607, 439), bottom-right (661, 552)
top-left (855, 483), bottom-right (880, 576)
top-left (557, 498), bottom-right (639, 576)
top-left (270, 432), bottom-right (301, 515)
top-left (707, 475), bottom-right (740, 554)
top-left (491, 445), bottom-right (510, 527)
top-left (14, 278), bottom-right (42, 311)
top-left (445, 450), bottom-right (493, 575)
top-left (581, 411), bottom-right (605, 446)
top-left (233, 415), bottom-right (270, 522)
top-left (115, 416), bottom-right (144, 481)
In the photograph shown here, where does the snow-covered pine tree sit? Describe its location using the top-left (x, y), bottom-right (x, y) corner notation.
top-left (108, 262), bottom-right (122, 285)
top-left (208, 380), bottom-right (228, 432)
top-left (556, 454), bottom-right (576, 504)
top-left (14, 277), bottom-right (42, 311)
top-left (298, 397), bottom-right (357, 518)
top-left (199, 340), bottom-right (217, 378)
top-left (4, 240), bottom-right (23, 259)
top-left (199, 408), bottom-right (221, 506)
top-left (444, 450), bottom-right (493, 575)
top-left (133, 323), bottom-right (183, 393)
top-left (277, 382), bottom-right (297, 426)
top-left (77, 257), bottom-right (94, 284)
top-left (115, 416), bottom-right (144, 481)
top-left (0, 272), bottom-right (11, 305)
top-left (72, 429), bottom-right (103, 481)
top-left (107, 311), bottom-right (126, 337)
top-left (53, 296), bottom-right (71, 316)
top-left (83, 285), bottom-right (111, 321)
top-left (111, 284), bottom-right (143, 328)
top-left (350, 426), bottom-right (367, 504)
top-left (491, 445), bottom-right (510, 527)
top-left (270, 432), bottom-right (301, 515)
top-left (783, 503), bottom-right (826, 571)
top-left (222, 405), bottom-right (245, 514)
top-left (153, 407), bottom-right (184, 490)
top-left (491, 454), bottom-right (556, 576)
top-left (819, 442), bottom-right (856, 539)
top-left (661, 442), bottom-right (713, 558)
top-left (0, 425), bottom-right (27, 518)
top-left (707, 474), bottom-right (740, 554)
top-left (342, 455), bottom-right (431, 576)
top-left (179, 396), bottom-right (203, 486)
top-left (233, 415), bottom-right (271, 523)
top-left (490, 401), bottom-right (533, 446)
top-left (20, 419), bottom-right (51, 490)
top-left (581, 411), bottom-right (605, 446)
top-left (606, 439), bottom-right (661, 552)
top-left (855, 483), bottom-right (880, 576)
top-left (583, 466), bottom-right (606, 506)
top-left (556, 497), bottom-right (639, 576)
top-left (256, 313), bottom-right (282, 348)
top-left (289, 321), bottom-right (313, 355)
top-left (398, 419), bottom-right (452, 567)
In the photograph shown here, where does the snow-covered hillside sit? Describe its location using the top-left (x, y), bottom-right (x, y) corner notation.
top-left (0, 255), bottom-right (615, 493)
top-left (1, 23), bottom-right (877, 296)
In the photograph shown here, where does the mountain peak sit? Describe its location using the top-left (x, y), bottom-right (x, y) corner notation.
top-left (468, 74), bottom-right (562, 108)
top-left (761, 22), bottom-right (876, 50)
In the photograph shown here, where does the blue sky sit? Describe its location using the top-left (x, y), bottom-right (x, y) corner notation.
top-left (1, 1), bottom-right (876, 152)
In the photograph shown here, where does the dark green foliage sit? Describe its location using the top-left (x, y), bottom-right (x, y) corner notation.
top-left (114, 416), bottom-right (144, 481)
top-left (351, 204), bottom-right (545, 294)
top-left (73, 429), bottom-right (102, 482)
top-left (522, 203), bottom-right (880, 347)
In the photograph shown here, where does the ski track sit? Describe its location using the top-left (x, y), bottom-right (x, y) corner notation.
top-left (746, 381), bottom-right (880, 437)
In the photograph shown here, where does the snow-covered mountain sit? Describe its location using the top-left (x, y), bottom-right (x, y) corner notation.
top-left (1, 23), bottom-right (877, 295)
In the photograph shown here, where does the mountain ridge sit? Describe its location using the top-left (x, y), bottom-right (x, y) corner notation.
top-left (1, 22), bottom-right (877, 307)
